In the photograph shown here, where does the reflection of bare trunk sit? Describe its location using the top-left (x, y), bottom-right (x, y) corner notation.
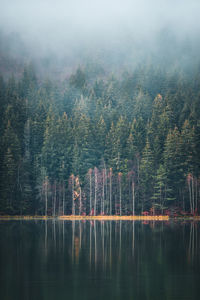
top-left (90, 221), bottom-right (92, 267)
top-left (132, 181), bottom-right (135, 216)
top-left (53, 219), bottom-right (56, 249)
top-left (189, 222), bottom-right (195, 263)
top-left (62, 220), bottom-right (65, 250)
top-left (102, 221), bottom-right (105, 268)
top-left (45, 220), bottom-right (48, 253)
top-left (72, 220), bottom-right (75, 263)
top-left (79, 220), bottom-right (82, 249)
top-left (109, 221), bottom-right (112, 267)
top-left (132, 221), bottom-right (135, 256)
top-left (119, 220), bottom-right (121, 259)
top-left (94, 221), bottom-right (97, 269)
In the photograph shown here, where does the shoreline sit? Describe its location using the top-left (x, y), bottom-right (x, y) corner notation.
top-left (0, 215), bottom-right (200, 221)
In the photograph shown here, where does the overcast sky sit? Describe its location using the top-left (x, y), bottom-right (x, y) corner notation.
top-left (0, 0), bottom-right (200, 69)
top-left (1, 0), bottom-right (200, 39)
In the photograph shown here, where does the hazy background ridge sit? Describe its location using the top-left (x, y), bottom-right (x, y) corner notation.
top-left (0, 0), bottom-right (200, 79)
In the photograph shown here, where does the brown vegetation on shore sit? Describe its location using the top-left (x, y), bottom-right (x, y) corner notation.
top-left (1, 215), bottom-right (200, 221)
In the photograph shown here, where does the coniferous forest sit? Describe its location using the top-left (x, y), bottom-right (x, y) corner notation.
top-left (0, 58), bottom-right (200, 217)
top-left (2, 3), bottom-right (200, 300)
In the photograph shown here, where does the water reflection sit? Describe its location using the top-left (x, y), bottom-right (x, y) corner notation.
top-left (0, 220), bottom-right (200, 300)
top-left (188, 222), bottom-right (198, 264)
top-left (41, 220), bottom-right (200, 270)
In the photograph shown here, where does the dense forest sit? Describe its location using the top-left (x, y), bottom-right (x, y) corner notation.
top-left (0, 57), bottom-right (200, 217)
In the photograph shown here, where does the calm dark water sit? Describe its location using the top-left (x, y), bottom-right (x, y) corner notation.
top-left (0, 220), bottom-right (200, 300)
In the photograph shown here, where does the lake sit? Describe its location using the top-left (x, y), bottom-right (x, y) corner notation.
top-left (0, 220), bottom-right (200, 300)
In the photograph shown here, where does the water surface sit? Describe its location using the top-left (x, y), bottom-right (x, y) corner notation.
top-left (0, 220), bottom-right (200, 300)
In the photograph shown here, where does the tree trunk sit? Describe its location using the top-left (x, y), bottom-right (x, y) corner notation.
top-left (79, 186), bottom-right (82, 216)
top-left (132, 181), bottom-right (135, 216)
top-left (192, 176), bottom-right (195, 214)
top-left (102, 169), bottom-right (105, 215)
top-left (94, 168), bottom-right (97, 216)
top-left (62, 180), bottom-right (65, 216)
top-left (45, 177), bottom-right (48, 216)
top-left (110, 168), bottom-right (112, 215)
top-left (188, 179), bottom-right (192, 214)
top-left (72, 175), bottom-right (75, 215)
top-left (53, 180), bottom-right (56, 217)
top-left (119, 176), bottom-right (122, 216)
top-left (89, 170), bottom-right (92, 215)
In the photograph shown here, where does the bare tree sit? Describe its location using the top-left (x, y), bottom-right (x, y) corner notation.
top-left (102, 168), bottom-right (105, 215)
top-left (118, 172), bottom-right (122, 216)
top-left (89, 169), bottom-right (92, 215)
top-left (69, 174), bottom-right (75, 215)
top-left (132, 181), bottom-right (135, 216)
top-left (79, 186), bottom-right (82, 216)
top-left (109, 168), bottom-right (112, 215)
top-left (53, 180), bottom-right (56, 216)
top-left (94, 167), bottom-right (98, 216)
top-left (44, 176), bottom-right (48, 216)
top-left (62, 180), bottom-right (65, 216)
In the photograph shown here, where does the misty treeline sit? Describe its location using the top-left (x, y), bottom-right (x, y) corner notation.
top-left (0, 62), bottom-right (200, 216)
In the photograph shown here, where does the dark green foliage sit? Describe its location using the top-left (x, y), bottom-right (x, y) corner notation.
top-left (0, 63), bottom-right (200, 215)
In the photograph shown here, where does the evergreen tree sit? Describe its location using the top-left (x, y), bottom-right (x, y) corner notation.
top-left (140, 139), bottom-right (154, 212)
top-left (0, 121), bottom-right (21, 214)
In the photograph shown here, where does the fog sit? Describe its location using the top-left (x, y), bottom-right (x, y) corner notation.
top-left (1, 0), bottom-right (200, 77)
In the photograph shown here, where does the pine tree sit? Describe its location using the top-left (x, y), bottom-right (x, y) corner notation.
top-left (151, 164), bottom-right (174, 214)
top-left (140, 139), bottom-right (154, 212)
top-left (0, 121), bottom-right (21, 214)
top-left (20, 119), bottom-right (33, 214)
top-left (163, 127), bottom-right (183, 203)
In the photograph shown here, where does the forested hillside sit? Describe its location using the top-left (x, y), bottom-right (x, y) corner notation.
top-left (0, 60), bottom-right (200, 216)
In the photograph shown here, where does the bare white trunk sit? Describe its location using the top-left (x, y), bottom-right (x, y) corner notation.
top-left (62, 181), bottom-right (65, 216)
top-left (53, 181), bottom-right (56, 217)
top-left (102, 169), bottom-right (105, 215)
top-left (72, 175), bottom-right (75, 215)
top-left (45, 178), bottom-right (48, 216)
top-left (79, 186), bottom-right (82, 216)
top-left (132, 181), bottom-right (135, 216)
top-left (119, 178), bottom-right (122, 216)
top-left (110, 169), bottom-right (112, 215)
top-left (188, 179), bottom-right (192, 214)
top-left (192, 176), bottom-right (195, 213)
top-left (94, 168), bottom-right (97, 216)
top-left (89, 171), bottom-right (92, 215)
top-left (105, 168), bottom-right (107, 214)
top-left (195, 178), bottom-right (198, 213)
